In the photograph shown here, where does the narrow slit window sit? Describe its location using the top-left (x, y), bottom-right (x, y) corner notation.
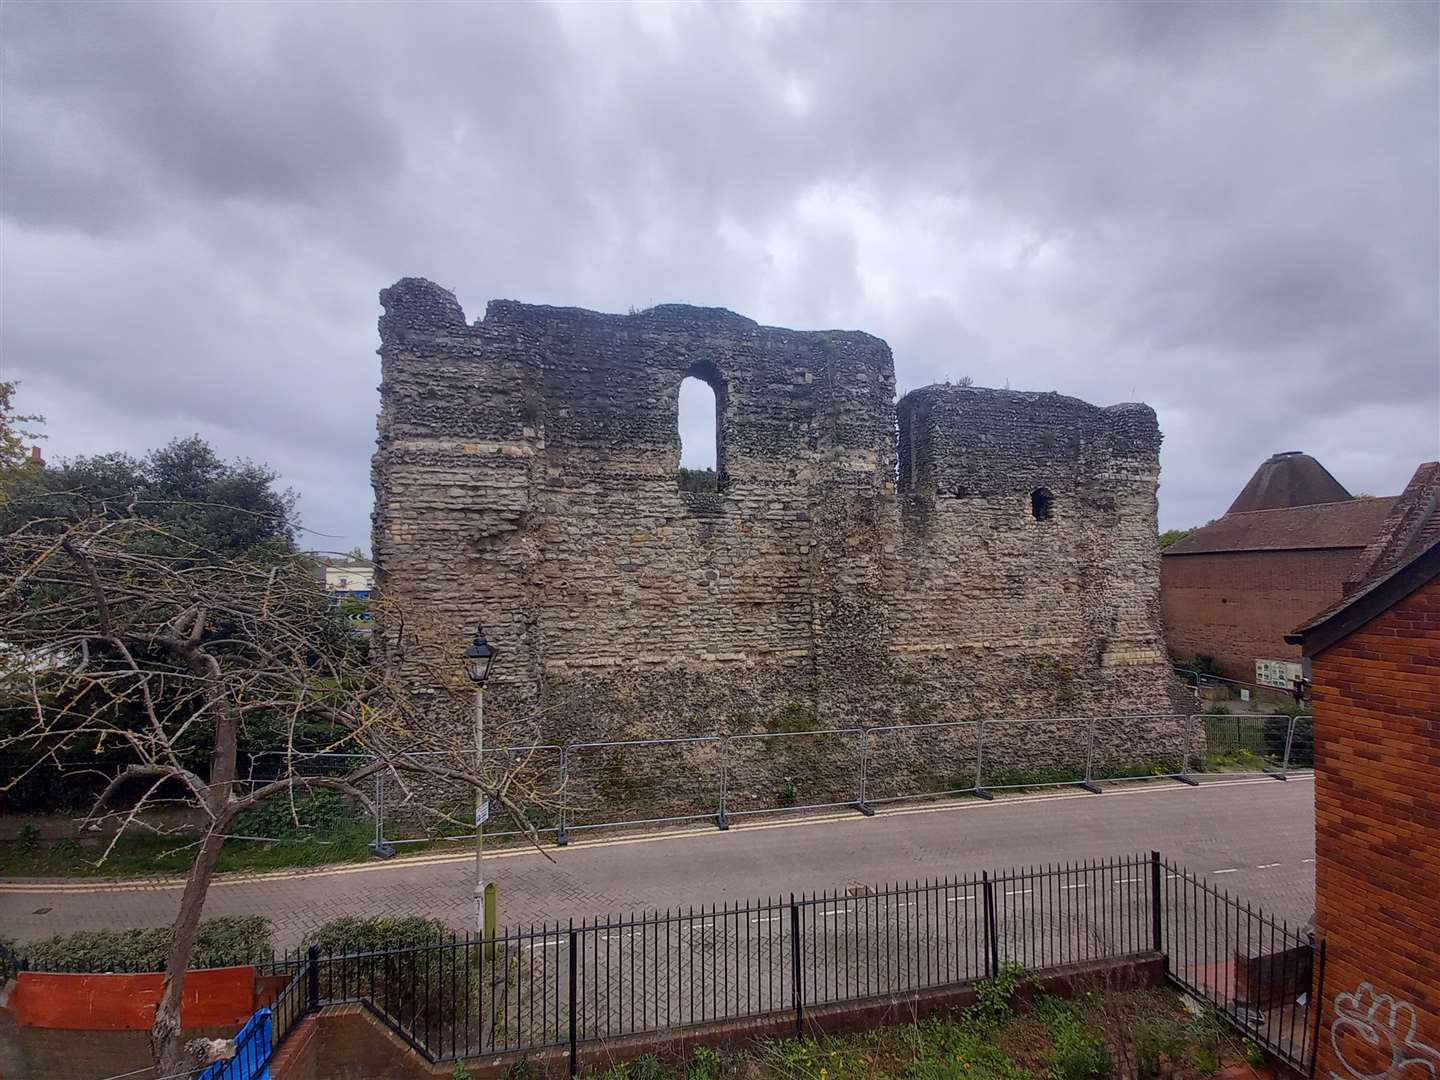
top-left (1031, 487), bottom-right (1054, 521)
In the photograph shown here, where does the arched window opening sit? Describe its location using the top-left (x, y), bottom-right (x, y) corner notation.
top-left (678, 371), bottom-right (722, 493)
top-left (1031, 487), bottom-right (1054, 521)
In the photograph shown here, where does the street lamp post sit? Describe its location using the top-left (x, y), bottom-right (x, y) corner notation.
top-left (464, 624), bottom-right (497, 939)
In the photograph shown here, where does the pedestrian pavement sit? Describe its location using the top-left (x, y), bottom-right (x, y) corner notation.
top-left (0, 775), bottom-right (1314, 948)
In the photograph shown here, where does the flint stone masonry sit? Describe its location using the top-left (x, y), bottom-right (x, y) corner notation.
top-left (372, 278), bottom-right (1179, 764)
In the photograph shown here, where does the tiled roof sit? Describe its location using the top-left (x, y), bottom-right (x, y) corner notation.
top-left (1163, 497), bottom-right (1396, 556)
top-left (1343, 462), bottom-right (1440, 593)
top-left (1226, 451), bottom-right (1352, 514)
top-left (1289, 462), bottom-right (1440, 653)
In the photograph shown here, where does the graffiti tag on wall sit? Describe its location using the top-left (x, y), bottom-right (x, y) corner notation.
top-left (1331, 983), bottom-right (1440, 1080)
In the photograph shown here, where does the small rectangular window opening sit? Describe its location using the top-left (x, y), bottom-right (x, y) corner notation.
top-left (1031, 488), bottom-right (1054, 521)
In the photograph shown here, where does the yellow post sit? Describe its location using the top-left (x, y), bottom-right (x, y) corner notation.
top-left (484, 881), bottom-right (498, 960)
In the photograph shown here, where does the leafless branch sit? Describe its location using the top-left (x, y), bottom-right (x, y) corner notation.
top-left (0, 505), bottom-right (559, 1076)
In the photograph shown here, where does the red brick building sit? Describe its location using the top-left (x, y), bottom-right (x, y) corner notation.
top-left (1288, 462), bottom-right (1440, 1078)
top-left (1161, 451), bottom-right (1395, 684)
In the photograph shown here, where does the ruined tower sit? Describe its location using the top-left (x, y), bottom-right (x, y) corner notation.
top-left (371, 278), bottom-right (1177, 759)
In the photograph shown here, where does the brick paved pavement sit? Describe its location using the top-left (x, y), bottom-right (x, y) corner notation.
top-left (0, 775), bottom-right (1314, 948)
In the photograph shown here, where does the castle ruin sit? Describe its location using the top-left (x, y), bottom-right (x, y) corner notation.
top-left (371, 278), bottom-right (1178, 770)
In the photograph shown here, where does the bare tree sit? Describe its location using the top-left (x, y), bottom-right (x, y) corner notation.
top-left (0, 505), bottom-right (557, 1076)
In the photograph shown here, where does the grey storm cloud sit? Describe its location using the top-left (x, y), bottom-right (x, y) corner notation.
top-left (2, 0), bottom-right (1436, 552)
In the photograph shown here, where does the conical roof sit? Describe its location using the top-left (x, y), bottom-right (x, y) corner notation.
top-left (1226, 451), bottom-right (1351, 514)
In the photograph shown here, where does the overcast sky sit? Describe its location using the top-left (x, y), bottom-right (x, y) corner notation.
top-left (3, 1), bottom-right (1436, 551)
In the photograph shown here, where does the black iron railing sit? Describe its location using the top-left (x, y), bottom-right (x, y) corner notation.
top-left (287, 853), bottom-right (1319, 1075)
top-left (266, 955), bottom-right (312, 1053)
top-left (1160, 857), bottom-right (1323, 1073)
top-left (4, 853), bottom-right (1324, 1076)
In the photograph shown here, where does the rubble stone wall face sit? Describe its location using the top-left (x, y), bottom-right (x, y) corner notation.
top-left (371, 278), bottom-right (1179, 766)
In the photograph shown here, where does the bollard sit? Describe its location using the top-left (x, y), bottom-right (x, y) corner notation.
top-left (484, 882), bottom-right (498, 960)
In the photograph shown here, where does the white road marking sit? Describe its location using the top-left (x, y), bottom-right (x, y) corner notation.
top-left (1211, 868), bottom-right (1239, 875)
top-left (1257, 863), bottom-right (1281, 869)
top-left (946, 896), bottom-right (976, 904)
top-left (1300, 858), bottom-right (1315, 864)
top-left (1004, 889), bottom-right (1033, 896)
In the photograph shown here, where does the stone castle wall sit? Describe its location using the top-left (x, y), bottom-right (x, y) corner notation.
top-left (371, 278), bottom-right (1180, 763)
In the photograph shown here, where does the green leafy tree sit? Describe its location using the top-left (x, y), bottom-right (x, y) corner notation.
top-left (1159, 527), bottom-right (1193, 549)
top-left (2, 434), bottom-right (296, 557)
top-left (0, 381), bottom-right (45, 500)
top-left (1, 436), bottom-right (306, 811)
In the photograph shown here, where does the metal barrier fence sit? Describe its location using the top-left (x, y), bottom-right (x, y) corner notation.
top-left (1193, 713), bottom-right (1313, 776)
top-left (232, 713), bottom-right (1312, 850)
top-left (1176, 668), bottom-right (1310, 707)
top-left (259, 852), bottom-right (1320, 1075)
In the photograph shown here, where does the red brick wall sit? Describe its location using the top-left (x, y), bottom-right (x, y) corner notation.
top-left (1161, 548), bottom-right (1360, 680)
top-left (1311, 577), bottom-right (1440, 1077)
top-left (271, 1014), bottom-right (319, 1080)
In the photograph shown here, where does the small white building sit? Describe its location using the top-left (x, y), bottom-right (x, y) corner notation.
top-left (322, 557), bottom-right (375, 595)
top-left (310, 555), bottom-right (375, 634)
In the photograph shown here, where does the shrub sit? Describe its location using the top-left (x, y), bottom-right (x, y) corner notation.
top-left (973, 962), bottom-right (1029, 1028)
top-left (688, 1046), bottom-right (727, 1080)
top-left (768, 701), bottom-right (820, 734)
top-left (24, 916), bottom-right (271, 972)
top-left (1264, 714), bottom-right (1313, 766)
top-left (49, 837), bottom-right (81, 861)
top-left (1242, 1037), bottom-right (1266, 1068)
top-left (762, 1037), bottom-right (869, 1078)
top-left (1036, 999), bottom-right (1109, 1080)
top-left (0, 937), bottom-right (17, 983)
top-left (1133, 1015), bottom-right (1188, 1077)
top-left (234, 789), bottom-right (353, 842)
top-left (303, 915), bottom-right (481, 1039)
top-left (303, 915), bottom-right (450, 952)
top-left (1189, 654), bottom-right (1222, 678)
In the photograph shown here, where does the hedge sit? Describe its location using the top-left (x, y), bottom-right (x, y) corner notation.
top-left (302, 915), bottom-right (450, 952)
top-left (22, 916), bottom-right (272, 972)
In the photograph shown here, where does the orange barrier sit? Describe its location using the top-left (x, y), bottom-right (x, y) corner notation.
top-left (11, 966), bottom-right (257, 1030)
